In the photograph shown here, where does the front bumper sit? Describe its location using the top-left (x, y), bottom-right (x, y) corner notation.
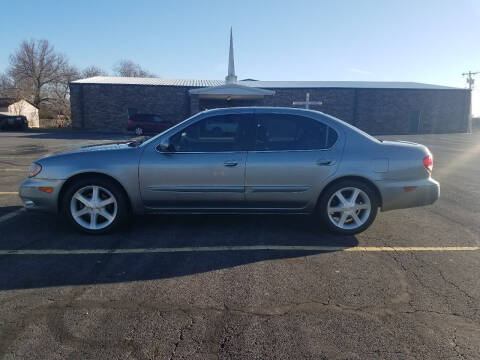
top-left (379, 178), bottom-right (440, 212)
top-left (19, 178), bottom-right (65, 213)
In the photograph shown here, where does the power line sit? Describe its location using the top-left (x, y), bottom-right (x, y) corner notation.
top-left (462, 71), bottom-right (479, 90)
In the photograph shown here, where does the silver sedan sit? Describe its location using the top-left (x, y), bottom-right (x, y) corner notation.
top-left (19, 107), bottom-right (439, 235)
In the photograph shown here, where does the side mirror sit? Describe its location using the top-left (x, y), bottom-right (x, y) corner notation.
top-left (157, 137), bottom-right (172, 152)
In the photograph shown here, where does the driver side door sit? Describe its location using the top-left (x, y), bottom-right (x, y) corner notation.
top-left (139, 113), bottom-right (254, 210)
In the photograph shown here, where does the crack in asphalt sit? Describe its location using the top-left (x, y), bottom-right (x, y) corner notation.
top-left (1, 245), bottom-right (479, 359)
top-left (452, 328), bottom-right (467, 360)
top-left (387, 248), bottom-right (479, 317)
top-left (168, 311), bottom-right (195, 360)
top-left (0, 235), bottom-right (146, 359)
top-left (2, 295), bottom-right (480, 359)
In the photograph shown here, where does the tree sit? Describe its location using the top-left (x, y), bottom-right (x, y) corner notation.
top-left (0, 73), bottom-right (16, 98)
top-left (48, 65), bottom-right (80, 119)
top-left (81, 65), bottom-right (108, 78)
top-left (7, 39), bottom-right (69, 108)
top-left (113, 59), bottom-right (154, 77)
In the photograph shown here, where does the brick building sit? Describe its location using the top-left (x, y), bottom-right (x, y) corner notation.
top-left (70, 31), bottom-right (471, 135)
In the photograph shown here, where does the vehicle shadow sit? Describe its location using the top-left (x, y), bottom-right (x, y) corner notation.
top-left (0, 212), bottom-right (358, 290)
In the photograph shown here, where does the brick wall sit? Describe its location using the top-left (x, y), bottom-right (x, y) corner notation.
top-left (263, 88), bottom-right (356, 124)
top-left (353, 89), bottom-right (470, 134)
top-left (70, 83), bottom-right (471, 134)
top-left (70, 83), bottom-right (196, 132)
top-left (263, 87), bottom-right (470, 134)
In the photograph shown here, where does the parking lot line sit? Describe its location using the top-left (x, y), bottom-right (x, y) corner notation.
top-left (0, 245), bottom-right (478, 255)
top-left (0, 192), bottom-right (18, 195)
top-left (0, 169), bottom-right (25, 172)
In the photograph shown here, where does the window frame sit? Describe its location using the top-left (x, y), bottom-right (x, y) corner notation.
top-left (252, 113), bottom-right (339, 153)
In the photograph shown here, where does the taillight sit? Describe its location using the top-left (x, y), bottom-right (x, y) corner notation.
top-left (423, 155), bottom-right (433, 173)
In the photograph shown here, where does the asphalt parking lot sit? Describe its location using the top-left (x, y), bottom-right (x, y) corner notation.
top-left (0, 130), bottom-right (479, 359)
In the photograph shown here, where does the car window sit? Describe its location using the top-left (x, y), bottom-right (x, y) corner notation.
top-left (170, 114), bottom-right (250, 152)
top-left (152, 115), bottom-right (164, 123)
top-left (327, 127), bottom-right (338, 148)
top-left (255, 113), bottom-right (336, 151)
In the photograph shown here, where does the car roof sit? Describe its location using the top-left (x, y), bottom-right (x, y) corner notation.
top-left (200, 106), bottom-right (323, 115)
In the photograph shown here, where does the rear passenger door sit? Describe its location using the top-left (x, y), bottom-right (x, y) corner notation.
top-left (245, 112), bottom-right (342, 210)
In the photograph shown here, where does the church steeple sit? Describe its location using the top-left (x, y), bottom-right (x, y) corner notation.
top-left (225, 27), bottom-right (237, 83)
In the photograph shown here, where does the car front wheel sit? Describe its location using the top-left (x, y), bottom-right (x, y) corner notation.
top-left (318, 180), bottom-right (378, 235)
top-left (62, 178), bottom-right (128, 234)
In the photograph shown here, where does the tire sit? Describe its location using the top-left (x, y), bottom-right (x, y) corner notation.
top-left (318, 180), bottom-right (378, 235)
top-left (62, 177), bottom-right (129, 234)
top-left (134, 127), bottom-right (144, 136)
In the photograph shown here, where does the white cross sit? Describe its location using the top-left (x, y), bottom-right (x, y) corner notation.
top-left (292, 92), bottom-right (323, 109)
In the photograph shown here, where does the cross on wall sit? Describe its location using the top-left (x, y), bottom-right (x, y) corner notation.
top-left (292, 92), bottom-right (323, 109)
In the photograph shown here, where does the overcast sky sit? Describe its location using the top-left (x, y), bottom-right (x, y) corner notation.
top-left (1, 0), bottom-right (479, 114)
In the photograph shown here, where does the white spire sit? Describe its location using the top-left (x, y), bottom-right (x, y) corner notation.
top-left (225, 27), bottom-right (237, 83)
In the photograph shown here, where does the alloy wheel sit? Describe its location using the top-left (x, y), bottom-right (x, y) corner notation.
top-left (70, 185), bottom-right (118, 230)
top-left (134, 127), bottom-right (143, 136)
top-left (327, 187), bottom-right (371, 230)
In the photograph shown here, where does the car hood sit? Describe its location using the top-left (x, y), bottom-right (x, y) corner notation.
top-left (36, 142), bottom-right (134, 161)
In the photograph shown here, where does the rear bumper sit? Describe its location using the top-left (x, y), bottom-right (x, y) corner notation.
top-left (378, 178), bottom-right (440, 212)
top-left (19, 178), bottom-right (65, 213)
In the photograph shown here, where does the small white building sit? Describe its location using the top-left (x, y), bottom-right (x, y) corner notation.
top-left (7, 99), bottom-right (39, 128)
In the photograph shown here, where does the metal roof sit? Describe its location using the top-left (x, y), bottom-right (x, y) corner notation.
top-left (189, 83), bottom-right (275, 95)
top-left (72, 76), bottom-right (223, 87)
top-left (72, 76), bottom-right (461, 90)
top-left (240, 80), bottom-right (460, 90)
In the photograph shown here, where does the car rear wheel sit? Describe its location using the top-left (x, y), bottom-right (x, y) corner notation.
top-left (318, 180), bottom-right (378, 235)
top-left (62, 178), bottom-right (128, 234)
top-left (134, 127), bottom-right (144, 136)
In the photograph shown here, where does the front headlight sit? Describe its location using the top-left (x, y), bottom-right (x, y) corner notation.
top-left (28, 163), bottom-right (42, 178)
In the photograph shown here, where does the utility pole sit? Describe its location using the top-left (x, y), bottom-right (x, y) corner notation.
top-left (462, 71), bottom-right (479, 90)
top-left (462, 71), bottom-right (478, 134)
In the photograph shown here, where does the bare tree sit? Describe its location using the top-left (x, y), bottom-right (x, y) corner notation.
top-left (0, 73), bottom-right (16, 98)
top-left (113, 60), bottom-right (154, 77)
top-left (48, 65), bottom-right (80, 120)
top-left (81, 65), bottom-right (108, 78)
top-left (7, 39), bottom-right (69, 107)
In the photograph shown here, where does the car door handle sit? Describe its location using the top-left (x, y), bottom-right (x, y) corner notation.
top-left (316, 159), bottom-right (336, 166)
top-left (224, 160), bottom-right (238, 167)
